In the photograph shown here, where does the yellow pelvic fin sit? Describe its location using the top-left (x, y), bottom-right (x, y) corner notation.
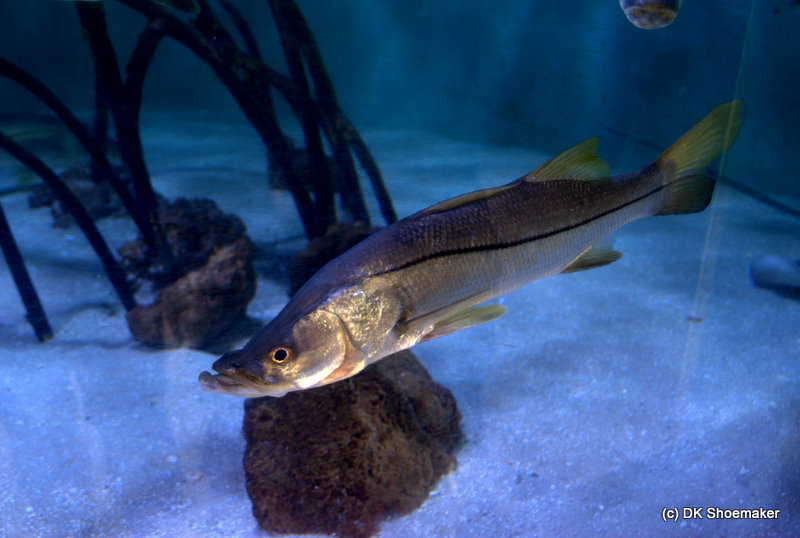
top-left (524, 137), bottom-right (610, 181)
top-left (419, 304), bottom-right (508, 343)
top-left (656, 100), bottom-right (743, 215)
top-left (560, 244), bottom-right (623, 274)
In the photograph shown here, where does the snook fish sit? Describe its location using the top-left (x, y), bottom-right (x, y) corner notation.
top-left (200, 101), bottom-right (742, 397)
top-left (619, 0), bottom-right (683, 29)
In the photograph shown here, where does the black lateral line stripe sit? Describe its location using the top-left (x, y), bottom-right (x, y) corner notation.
top-left (374, 180), bottom-right (666, 277)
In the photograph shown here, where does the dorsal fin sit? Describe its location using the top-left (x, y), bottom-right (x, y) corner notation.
top-left (421, 184), bottom-right (515, 215)
top-left (421, 137), bottom-right (609, 216)
top-left (524, 137), bottom-right (610, 181)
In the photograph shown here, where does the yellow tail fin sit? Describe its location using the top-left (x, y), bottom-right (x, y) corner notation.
top-left (656, 100), bottom-right (743, 215)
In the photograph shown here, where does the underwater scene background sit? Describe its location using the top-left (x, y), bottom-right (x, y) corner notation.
top-left (1, 0), bottom-right (798, 536)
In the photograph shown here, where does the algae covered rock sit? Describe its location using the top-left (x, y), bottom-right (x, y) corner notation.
top-left (119, 197), bottom-right (248, 288)
top-left (121, 197), bottom-right (256, 348)
top-left (242, 350), bottom-right (463, 537)
top-left (126, 238), bottom-right (255, 348)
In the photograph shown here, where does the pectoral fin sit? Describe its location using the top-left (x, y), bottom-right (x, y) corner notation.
top-left (393, 293), bottom-right (505, 346)
top-left (419, 304), bottom-right (508, 342)
top-left (560, 244), bottom-right (622, 273)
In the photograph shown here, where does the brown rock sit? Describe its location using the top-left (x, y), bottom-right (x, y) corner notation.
top-left (242, 350), bottom-right (463, 538)
top-left (126, 238), bottom-right (255, 348)
top-left (119, 197), bottom-right (248, 287)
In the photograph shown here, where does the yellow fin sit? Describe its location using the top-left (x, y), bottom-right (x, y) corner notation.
top-left (656, 100), bottom-right (743, 215)
top-left (419, 304), bottom-right (508, 343)
top-left (524, 137), bottom-right (610, 181)
top-left (422, 184), bottom-right (515, 215)
top-left (560, 244), bottom-right (622, 274)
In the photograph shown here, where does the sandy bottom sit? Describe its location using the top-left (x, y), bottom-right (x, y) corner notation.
top-left (1, 115), bottom-right (798, 536)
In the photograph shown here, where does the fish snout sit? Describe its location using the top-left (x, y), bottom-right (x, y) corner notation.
top-left (212, 349), bottom-right (282, 385)
top-left (201, 348), bottom-right (293, 397)
top-left (212, 350), bottom-right (245, 374)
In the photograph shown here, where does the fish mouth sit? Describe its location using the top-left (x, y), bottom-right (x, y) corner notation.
top-left (198, 370), bottom-right (291, 398)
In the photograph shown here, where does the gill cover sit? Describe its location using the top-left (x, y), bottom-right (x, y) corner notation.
top-left (281, 308), bottom-right (349, 389)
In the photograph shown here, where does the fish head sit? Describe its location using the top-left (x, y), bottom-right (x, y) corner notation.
top-left (199, 308), bottom-right (354, 397)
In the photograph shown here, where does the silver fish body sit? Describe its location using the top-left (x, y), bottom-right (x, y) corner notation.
top-left (200, 101), bottom-right (742, 397)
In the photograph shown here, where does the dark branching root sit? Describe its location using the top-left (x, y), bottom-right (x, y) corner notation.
top-left (0, 0), bottom-right (395, 343)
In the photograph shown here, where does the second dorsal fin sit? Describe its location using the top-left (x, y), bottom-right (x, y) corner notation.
top-left (421, 137), bottom-right (610, 216)
top-left (524, 137), bottom-right (610, 181)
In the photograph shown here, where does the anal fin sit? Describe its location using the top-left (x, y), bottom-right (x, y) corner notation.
top-left (560, 244), bottom-right (622, 274)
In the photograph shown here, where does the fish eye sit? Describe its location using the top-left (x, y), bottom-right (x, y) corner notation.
top-left (269, 346), bottom-right (293, 364)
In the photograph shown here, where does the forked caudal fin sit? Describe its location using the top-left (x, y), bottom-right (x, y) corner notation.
top-left (655, 100), bottom-right (743, 215)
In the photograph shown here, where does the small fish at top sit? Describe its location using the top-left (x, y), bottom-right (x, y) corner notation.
top-left (619, 0), bottom-right (683, 29)
top-left (200, 101), bottom-right (743, 398)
